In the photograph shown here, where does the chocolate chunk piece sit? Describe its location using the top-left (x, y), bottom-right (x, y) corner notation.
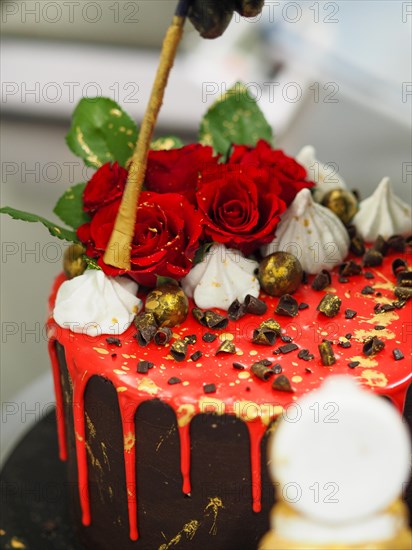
top-left (348, 361), bottom-right (360, 369)
top-left (339, 260), bottom-right (362, 277)
top-left (215, 340), bottom-right (236, 355)
top-left (298, 302), bottom-right (309, 310)
top-left (203, 383), bottom-right (216, 394)
top-left (106, 337), bottom-right (121, 347)
top-left (346, 224), bottom-right (357, 239)
top-left (397, 270), bottom-right (412, 288)
top-left (361, 285), bottom-right (375, 295)
top-left (228, 299), bottom-right (246, 321)
top-left (338, 276), bottom-right (349, 284)
top-left (251, 361), bottom-right (275, 381)
top-left (276, 294), bottom-right (299, 317)
top-left (393, 348), bottom-right (404, 361)
top-left (202, 332), bottom-right (217, 343)
top-left (137, 360), bottom-right (154, 374)
top-left (192, 308), bottom-right (228, 330)
top-left (364, 271), bottom-right (375, 279)
top-left (168, 377), bottom-right (182, 385)
top-left (232, 362), bottom-right (246, 370)
top-left (345, 309), bottom-right (358, 319)
top-left (133, 312), bottom-right (158, 346)
top-left (317, 294), bottom-right (342, 317)
top-left (350, 236), bottom-right (365, 256)
top-left (394, 286), bottom-right (412, 301)
top-left (311, 270), bottom-right (331, 291)
top-left (338, 340), bottom-right (351, 349)
top-left (305, 367), bottom-right (313, 373)
top-left (374, 325), bottom-right (385, 330)
top-left (272, 363), bottom-right (282, 374)
top-left (184, 334), bottom-right (197, 345)
top-left (318, 340), bottom-right (336, 366)
top-left (190, 350), bottom-right (203, 361)
top-left (387, 235), bottom-right (406, 252)
top-left (153, 327), bottom-right (173, 346)
top-left (392, 258), bottom-right (408, 277)
top-left (363, 336), bottom-right (385, 356)
top-left (280, 335), bottom-right (292, 343)
top-left (363, 249), bottom-right (383, 267)
top-left (272, 374), bottom-right (294, 393)
top-left (298, 349), bottom-right (314, 361)
top-left (252, 318), bottom-right (281, 346)
top-left (170, 339), bottom-right (188, 362)
top-left (244, 294), bottom-right (268, 315)
top-left (274, 343), bottom-right (299, 354)
top-left (373, 235), bottom-right (388, 255)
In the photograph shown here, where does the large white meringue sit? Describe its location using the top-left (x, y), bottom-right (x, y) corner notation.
top-left (53, 270), bottom-right (142, 336)
top-left (353, 177), bottom-right (412, 241)
top-left (297, 145), bottom-right (347, 202)
top-left (261, 188), bottom-right (349, 274)
top-left (181, 244), bottom-right (259, 310)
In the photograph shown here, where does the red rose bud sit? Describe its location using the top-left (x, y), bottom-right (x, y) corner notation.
top-left (145, 144), bottom-right (217, 202)
top-left (229, 139), bottom-right (314, 205)
top-left (196, 163), bottom-right (286, 255)
top-left (83, 161), bottom-right (128, 213)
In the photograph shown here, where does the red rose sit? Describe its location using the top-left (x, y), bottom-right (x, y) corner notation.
top-left (83, 162), bottom-right (127, 213)
top-left (77, 192), bottom-right (202, 287)
top-left (196, 164), bottom-right (286, 255)
top-left (145, 144), bottom-right (217, 202)
top-left (229, 140), bottom-right (313, 205)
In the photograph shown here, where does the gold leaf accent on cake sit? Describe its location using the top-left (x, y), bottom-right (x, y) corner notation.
top-left (291, 376), bottom-right (303, 383)
top-left (158, 520), bottom-right (200, 549)
top-left (361, 310), bottom-right (399, 327)
top-left (101, 442), bottom-right (110, 469)
top-left (156, 424), bottom-right (176, 452)
top-left (176, 404), bottom-right (196, 427)
top-left (124, 432), bottom-right (135, 452)
top-left (110, 108), bottom-right (122, 117)
top-left (85, 442), bottom-right (103, 474)
top-left (10, 537), bottom-right (26, 549)
top-left (238, 371), bottom-right (251, 379)
top-left (116, 386), bottom-right (127, 393)
top-left (85, 412), bottom-right (97, 439)
top-left (348, 355), bottom-right (378, 368)
top-left (219, 332), bottom-right (234, 342)
top-left (75, 431), bottom-right (83, 442)
top-left (137, 378), bottom-right (160, 395)
top-left (93, 347), bottom-right (110, 355)
top-left (205, 497), bottom-right (224, 535)
top-left (353, 328), bottom-right (395, 342)
top-left (358, 369), bottom-right (388, 388)
top-left (113, 369), bottom-right (127, 376)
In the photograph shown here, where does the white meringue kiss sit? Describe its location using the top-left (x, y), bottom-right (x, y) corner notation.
top-left (53, 270), bottom-right (142, 336)
top-left (261, 188), bottom-right (349, 274)
top-left (297, 145), bottom-right (347, 202)
top-left (353, 177), bottom-right (412, 242)
top-left (181, 244), bottom-right (259, 310)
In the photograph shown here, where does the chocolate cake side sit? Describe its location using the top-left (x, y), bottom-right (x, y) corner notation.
top-left (55, 341), bottom-right (275, 549)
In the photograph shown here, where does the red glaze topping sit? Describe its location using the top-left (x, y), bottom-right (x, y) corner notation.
top-left (47, 250), bottom-right (412, 541)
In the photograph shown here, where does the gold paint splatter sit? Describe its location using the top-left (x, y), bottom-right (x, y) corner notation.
top-left (85, 442), bottom-right (103, 474)
top-left (110, 108), bottom-right (122, 117)
top-left (124, 432), bottom-right (135, 452)
top-left (176, 404), bottom-right (196, 427)
top-left (101, 442), bottom-right (110, 469)
top-left (0, 529), bottom-right (5, 536)
top-left (236, 350), bottom-right (244, 356)
top-left (108, 486), bottom-right (114, 499)
top-left (353, 328), bottom-right (395, 342)
top-left (117, 386), bottom-right (127, 392)
top-left (349, 355), bottom-right (378, 368)
top-left (361, 310), bottom-right (399, 327)
top-left (122, 354), bottom-right (130, 359)
top-left (292, 376), bottom-right (303, 383)
top-left (93, 347), bottom-right (109, 355)
top-left (137, 378), bottom-right (160, 395)
top-left (75, 431), bottom-right (83, 442)
top-left (182, 381), bottom-right (190, 386)
top-left (158, 520), bottom-right (200, 549)
top-left (219, 332), bottom-right (234, 342)
top-left (85, 412), bottom-right (96, 438)
top-left (358, 369), bottom-right (388, 388)
top-left (75, 127), bottom-right (102, 167)
top-left (238, 371), bottom-right (250, 379)
top-left (113, 369), bottom-right (127, 375)
top-left (205, 497), bottom-right (224, 535)
top-left (156, 424), bottom-right (176, 452)
top-left (10, 537), bottom-right (26, 549)
top-left (249, 350), bottom-right (258, 356)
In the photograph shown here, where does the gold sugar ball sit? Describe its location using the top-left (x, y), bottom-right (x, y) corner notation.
top-left (259, 252), bottom-right (303, 297)
top-left (145, 284), bottom-right (189, 328)
top-left (63, 244), bottom-right (87, 279)
top-left (322, 188), bottom-right (358, 225)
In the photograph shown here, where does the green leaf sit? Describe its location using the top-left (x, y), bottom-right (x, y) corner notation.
top-left (156, 275), bottom-right (179, 287)
top-left (199, 82), bottom-right (273, 156)
top-left (193, 242), bottom-right (215, 265)
top-left (66, 97), bottom-right (138, 168)
top-left (0, 206), bottom-right (78, 242)
top-left (53, 183), bottom-right (90, 229)
top-left (151, 136), bottom-right (183, 150)
top-left (83, 256), bottom-right (101, 271)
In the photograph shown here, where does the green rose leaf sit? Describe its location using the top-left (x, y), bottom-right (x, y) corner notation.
top-left (151, 136), bottom-right (184, 150)
top-left (53, 183), bottom-right (90, 229)
top-left (66, 97), bottom-right (138, 168)
top-left (83, 256), bottom-right (101, 271)
top-left (0, 206), bottom-right (78, 242)
top-left (199, 82), bottom-right (273, 156)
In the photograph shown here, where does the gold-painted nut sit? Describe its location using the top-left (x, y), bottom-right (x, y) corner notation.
top-left (145, 284), bottom-right (189, 328)
top-left (258, 252), bottom-right (303, 297)
top-left (63, 244), bottom-right (87, 279)
top-left (322, 188), bottom-right (358, 225)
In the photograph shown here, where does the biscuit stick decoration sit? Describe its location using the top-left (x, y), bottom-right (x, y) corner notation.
top-left (104, 0), bottom-right (191, 269)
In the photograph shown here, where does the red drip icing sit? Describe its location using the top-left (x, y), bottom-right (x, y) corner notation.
top-left (178, 423), bottom-right (192, 495)
top-left (48, 338), bottom-right (67, 461)
top-left (247, 422), bottom-right (266, 513)
top-left (119, 396), bottom-right (139, 541)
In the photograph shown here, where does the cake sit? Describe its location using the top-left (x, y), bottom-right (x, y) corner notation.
top-left (1, 4), bottom-right (412, 548)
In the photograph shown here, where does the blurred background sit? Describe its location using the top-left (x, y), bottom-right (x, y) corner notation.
top-left (1, 0), bottom-right (411, 464)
